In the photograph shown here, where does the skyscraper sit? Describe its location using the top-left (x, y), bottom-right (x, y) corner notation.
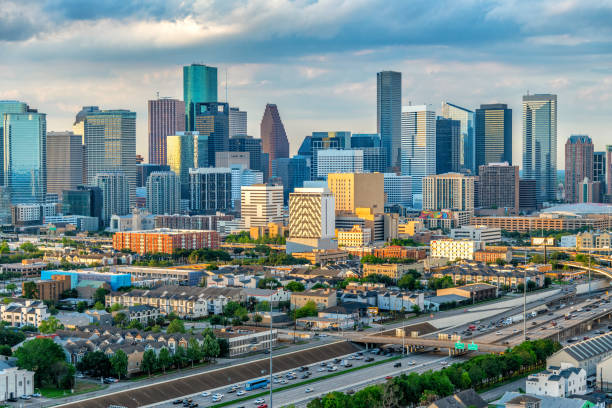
top-left (146, 171), bottom-right (180, 215)
top-left (183, 64), bottom-right (217, 132)
top-left (260, 104), bottom-right (289, 171)
top-left (317, 149), bottom-right (363, 180)
top-left (441, 102), bottom-right (475, 173)
top-left (422, 173), bottom-right (475, 211)
top-left (606, 145), bottom-right (612, 200)
top-left (194, 102), bottom-right (229, 167)
top-left (435, 117), bottom-right (461, 174)
top-left (522, 94), bottom-right (557, 203)
top-left (3, 108), bottom-right (46, 204)
top-left (230, 165), bottom-right (264, 207)
top-left (564, 135), bottom-right (593, 203)
top-left (271, 156), bottom-right (310, 203)
top-left (357, 147), bottom-right (386, 173)
top-left (351, 134), bottom-right (381, 148)
top-left (189, 168), bottom-right (232, 213)
top-left (62, 185), bottom-right (103, 227)
top-left (46, 131), bottom-right (83, 199)
top-left (240, 184), bottom-right (283, 228)
top-left (94, 172), bottom-right (129, 226)
top-left (400, 105), bottom-right (436, 205)
top-left (377, 71), bottom-right (401, 170)
top-left (136, 163), bottom-right (170, 187)
top-left (84, 109), bottom-right (136, 205)
top-left (148, 98), bottom-right (185, 165)
top-left (327, 173), bottom-right (384, 215)
top-left (229, 107), bottom-right (247, 138)
top-left (383, 173), bottom-right (412, 207)
top-left (475, 103), bottom-right (512, 171)
top-left (229, 134), bottom-right (263, 172)
top-left (166, 131), bottom-right (208, 199)
top-left (594, 151), bottom-right (606, 195)
top-left (0, 100), bottom-right (29, 186)
top-left (73, 106), bottom-right (99, 184)
top-left (309, 131), bottom-right (351, 179)
top-left (477, 162), bottom-right (520, 213)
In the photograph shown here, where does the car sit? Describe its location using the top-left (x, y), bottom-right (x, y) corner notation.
top-left (280, 379), bottom-right (288, 384)
top-left (328, 366), bottom-right (338, 372)
top-left (393, 362), bottom-right (401, 368)
top-left (317, 367), bottom-right (326, 372)
top-left (496, 331), bottom-right (502, 335)
top-left (385, 376), bottom-right (393, 380)
top-left (254, 398), bottom-right (266, 404)
top-left (190, 404), bottom-right (199, 408)
top-left (173, 400), bottom-right (183, 405)
top-left (305, 387), bottom-right (314, 393)
top-left (320, 362), bottom-right (327, 367)
top-left (354, 355), bottom-right (363, 360)
top-left (301, 374), bottom-right (310, 379)
top-left (409, 361), bottom-right (416, 365)
top-left (257, 405), bottom-right (268, 408)
top-left (76, 373), bottom-right (85, 378)
top-left (365, 357), bottom-right (374, 362)
top-left (212, 393), bottom-right (223, 399)
top-left (228, 388), bottom-right (236, 393)
top-left (31, 393), bottom-right (41, 398)
top-left (441, 361), bottom-right (447, 366)
top-left (237, 390), bottom-right (246, 396)
top-left (201, 391), bottom-right (211, 397)
top-left (20, 395), bottom-right (31, 400)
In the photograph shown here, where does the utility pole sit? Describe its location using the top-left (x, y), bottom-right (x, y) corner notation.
top-left (523, 244), bottom-right (527, 342)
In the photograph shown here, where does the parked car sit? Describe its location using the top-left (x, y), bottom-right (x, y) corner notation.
top-left (393, 362), bottom-right (401, 368)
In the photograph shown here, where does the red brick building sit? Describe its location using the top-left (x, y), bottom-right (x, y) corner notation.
top-left (373, 246), bottom-right (426, 260)
top-left (113, 229), bottom-right (219, 254)
top-left (473, 246), bottom-right (512, 263)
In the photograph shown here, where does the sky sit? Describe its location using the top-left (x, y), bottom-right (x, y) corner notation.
top-left (2, 0), bottom-right (612, 168)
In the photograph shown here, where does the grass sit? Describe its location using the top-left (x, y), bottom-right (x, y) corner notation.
top-left (480, 364), bottom-right (544, 401)
top-left (40, 381), bottom-right (107, 399)
top-left (208, 356), bottom-right (402, 408)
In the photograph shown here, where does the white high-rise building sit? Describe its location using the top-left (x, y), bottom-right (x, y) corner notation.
top-left (240, 184), bottom-right (283, 228)
top-left (383, 173), bottom-right (412, 207)
top-left (316, 149), bottom-right (364, 180)
top-left (146, 171), bottom-right (180, 215)
top-left (401, 105), bottom-right (436, 207)
top-left (229, 107), bottom-right (247, 138)
top-left (422, 172), bottom-right (475, 211)
top-left (94, 172), bottom-right (130, 226)
top-left (230, 165), bottom-right (264, 208)
top-left (287, 186), bottom-right (337, 253)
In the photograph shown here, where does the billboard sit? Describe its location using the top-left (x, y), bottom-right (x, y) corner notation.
top-left (419, 210), bottom-right (451, 219)
top-left (531, 237), bottom-right (555, 246)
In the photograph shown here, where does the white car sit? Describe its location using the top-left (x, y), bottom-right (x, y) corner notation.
top-left (305, 387), bottom-right (314, 393)
top-left (255, 398), bottom-right (266, 404)
top-left (409, 361), bottom-right (416, 365)
top-left (237, 390), bottom-right (245, 396)
top-left (212, 393), bottom-right (223, 400)
top-left (317, 367), bottom-right (326, 372)
top-left (20, 395), bottom-right (31, 400)
top-left (201, 391), bottom-right (211, 397)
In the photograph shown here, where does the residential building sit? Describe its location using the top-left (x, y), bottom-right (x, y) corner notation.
top-left (84, 109), bottom-right (136, 205)
top-left (261, 104), bottom-right (289, 171)
top-left (189, 167), bottom-right (232, 213)
top-left (229, 135), bottom-right (263, 173)
top-left (475, 103), bottom-right (512, 170)
top-left (337, 225), bottom-right (371, 247)
top-left (373, 246), bottom-right (426, 260)
top-left (377, 291), bottom-right (424, 312)
top-left (423, 173), bottom-right (475, 211)
top-left (377, 71), bottom-right (402, 170)
top-left (435, 117), bottom-right (461, 174)
top-left (401, 105), bottom-right (436, 203)
top-left (527, 367), bottom-right (586, 397)
top-left (565, 135), bottom-right (594, 203)
top-left (0, 300), bottom-right (50, 327)
top-left (492, 392), bottom-right (591, 408)
top-left (112, 229), bottom-right (219, 254)
top-left (22, 276), bottom-right (71, 301)
top-left (0, 359), bottom-right (35, 402)
top-left (136, 164), bottom-right (170, 187)
top-left (547, 332), bottom-right (612, 376)
top-left (523, 94), bottom-right (558, 204)
top-left (575, 232), bottom-right (612, 250)
top-left (291, 249), bottom-right (348, 265)
top-left (146, 171), bottom-right (180, 215)
top-left (271, 156), bottom-right (310, 203)
top-left (441, 102), bottom-right (476, 174)
top-left (437, 283), bottom-right (497, 302)
top-left (216, 151), bottom-right (250, 168)
top-left (194, 102), bottom-right (229, 167)
top-left (428, 389), bottom-right (487, 408)
top-left (94, 172), bottom-right (130, 226)
top-left (519, 179), bottom-right (537, 212)
top-left (327, 172), bottom-right (385, 215)
top-left (473, 213), bottom-right (612, 232)
top-left (431, 239), bottom-right (482, 260)
top-left (126, 305), bottom-right (160, 325)
top-left (316, 149), bottom-right (363, 179)
top-left (3, 105), bottom-right (46, 204)
top-left (184, 64), bottom-right (217, 132)
top-left (477, 162), bottom-right (520, 213)
top-left (148, 98), bottom-right (185, 165)
top-left (474, 247), bottom-right (513, 263)
top-left (287, 186), bottom-right (337, 253)
top-left (433, 262), bottom-right (545, 289)
top-left (167, 131), bottom-right (208, 199)
top-left (451, 225), bottom-right (501, 243)
top-left (240, 184), bottom-right (283, 228)
top-left (291, 289), bottom-right (337, 310)
top-left (229, 106), bottom-right (247, 138)
top-left (383, 173), bottom-right (412, 207)
top-left (46, 131), bottom-right (82, 199)
top-left (362, 263), bottom-right (422, 280)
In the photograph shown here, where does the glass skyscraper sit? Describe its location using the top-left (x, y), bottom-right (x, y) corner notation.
top-left (377, 71), bottom-right (401, 171)
top-left (441, 102), bottom-right (475, 173)
top-left (0, 100), bottom-right (29, 187)
top-left (435, 117), bottom-right (461, 174)
top-left (183, 64), bottom-right (218, 131)
top-left (475, 104), bottom-right (512, 172)
top-left (522, 94), bottom-right (557, 204)
top-left (3, 107), bottom-right (47, 204)
top-left (167, 131), bottom-right (208, 199)
top-left (309, 131), bottom-right (351, 180)
top-left (194, 102), bottom-right (229, 167)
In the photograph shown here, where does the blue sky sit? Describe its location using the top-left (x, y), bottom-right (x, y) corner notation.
top-left (2, 0), bottom-right (612, 167)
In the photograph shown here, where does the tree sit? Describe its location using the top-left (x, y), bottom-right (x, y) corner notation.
top-left (77, 351), bottom-right (111, 378)
top-left (411, 304), bottom-right (421, 315)
top-left (173, 346), bottom-right (188, 369)
top-left (110, 303), bottom-right (123, 312)
top-left (257, 277), bottom-right (281, 289)
top-left (19, 242), bottom-right (37, 253)
top-left (210, 315), bottom-right (224, 327)
top-left (23, 281), bottom-right (38, 299)
top-left (285, 281), bottom-right (305, 292)
top-left (93, 287), bottom-right (110, 304)
top-left (527, 280), bottom-right (537, 291)
top-left (110, 349), bottom-right (128, 380)
top-left (253, 314), bottom-right (263, 327)
top-left (0, 241), bottom-right (9, 254)
top-left (94, 301), bottom-right (105, 310)
top-left (158, 347), bottom-right (172, 373)
top-left (141, 349), bottom-right (157, 376)
top-left (187, 338), bottom-right (202, 367)
top-left (167, 319), bottom-right (186, 334)
top-left (0, 345), bottom-right (12, 356)
top-left (217, 338), bottom-right (230, 358)
top-left (203, 334), bottom-right (220, 362)
top-left (293, 300), bottom-right (318, 319)
top-left (113, 312), bottom-right (127, 326)
top-left (5, 283), bottom-right (16, 293)
top-left (127, 320), bottom-right (143, 330)
top-left (15, 338), bottom-right (71, 388)
top-left (544, 277), bottom-right (552, 287)
top-left (223, 301), bottom-right (242, 317)
top-left (39, 316), bottom-right (62, 334)
top-left (76, 301), bottom-right (88, 313)
top-left (255, 301), bottom-right (270, 312)
top-left (0, 326), bottom-right (25, 346)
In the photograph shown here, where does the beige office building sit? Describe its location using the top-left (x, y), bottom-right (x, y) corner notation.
top-left (46, 131), bottom-right (83, 198)
top-left (241, 184), bottom-right (283, 228)
top-left (423, 172), bottom-right (475, 211)
top-left (287, 187), bottom-right (336, 253)
top-left (327, 172), bottom-right (384, 214)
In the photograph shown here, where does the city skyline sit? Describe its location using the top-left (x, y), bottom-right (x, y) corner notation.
top-left (2, 1), bottom-right (612, 169)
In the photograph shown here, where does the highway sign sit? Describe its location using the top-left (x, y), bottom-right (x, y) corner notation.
top-left (455, 342), bottom-right (465, 350)
top-left (532, 237), bottom-right (555, 246)
top-left (468, 342), bottom-right (478, 351)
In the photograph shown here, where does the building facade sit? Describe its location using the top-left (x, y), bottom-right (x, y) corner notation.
top-left (46, 131), bottom-right (82, 199)
top-left (431, 239), bottom-right (481, 260)
top-left (260, 104), bottom-right (289, 172)
top-left (167, 131), bottom-right (208, 199)
top-left (287, 187), bottom-right (336, 253)
top-left (229, 106), bottom-right (247, 138)
top-left (401, 105), bottom-right (436, 203)
top-left (383, 173), bottom-right (412, 207)
top-left (565, 135), bottom-right (594, 203)
top-left (229, 135), bottom-right (263, 173)
top-left (94, 172), bottom-right (130, 226)
top-left (422, 173), bottom-right (475, 211)
top-left (377, 71), bottom-right (402, 170)
top-left (337, 225), bottom-right (371, 247)
top-left (477, 162), bottom-right (520, 213)
top-left (112, 229), bottom-right (220, 254)
top-left (475, 103), bottom-right (512, 171)
top-left (441, 102), bottom-right (475, 174)
top-left (148, 98), bottom-right (185, 165)
top-left (189, 167), bottom-right (232, 213)
top-left (316, 149), bottom-right (364, 180)
top-left (240, 184), bottom-right (283, 228)
top-left (194, 102), bottom-right (229, 167)
top-left (327, 172), bottom-right (385, 215)
top-left (435, 117), bottom-right (461, 174)
top-left (184, 64), bottom-right (217, 132)
top-left (146, 171), bottom-right (180, 215)
top-left (271, 156), bottom-right (310, 204)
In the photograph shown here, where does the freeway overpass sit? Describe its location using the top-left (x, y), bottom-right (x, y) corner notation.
top-left (559, 261), bottom-right (612, 280)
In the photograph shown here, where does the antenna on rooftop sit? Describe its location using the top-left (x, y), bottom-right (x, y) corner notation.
top-left (156, 91), bottom-right (159, 99)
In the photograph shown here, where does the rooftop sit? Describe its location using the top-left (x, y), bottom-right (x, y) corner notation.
top-left (559, 332), bottom-right (612, 362)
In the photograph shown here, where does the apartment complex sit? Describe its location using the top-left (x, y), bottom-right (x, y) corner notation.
top-left (432, 262), bottom-right (546, 288)
top-left (362, 263), bottom-right (421, 280)
top-left (112, 229), bottom-right (219, 254)
top-left (422, 173), bottom-right (475, 211)
top-left (337, 225), bottom-right (371, 247)
top-left (291, 289), bottom-right (337, 310)
top-left (240, 184), bottom-right (283, 228)
top-left (431, 239), bottom-right (482, 260)
top-left (372, 246), bottom-right (426, 260)
top-left (0, 300), bottom-right (50, 327)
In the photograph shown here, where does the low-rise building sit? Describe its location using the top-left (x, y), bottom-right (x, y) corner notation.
top-left (0, 358), bottom-right (35, 402)
top-left (492, 392), bottom-right (592, 408)
top-left (474, 246), bottom-right (513, 263)
top-left (114, 266), bottom-right (206, 286)
top-left (292, 249), bottom-right (349, 265)
top-left (215, 326), bottom-right (278, 357)
top-left (55, 311), bottom-right (92, 329)
top-left (0, 300), bottom-right (50, 327)
top-left (291, 289), bottom-right (337, 310)
top-left (450, 225), bottom-right (502, 244)
top-left (337, 225), bottom-right (372, 247)
top-left (23, 275), bottom-right (71, 301)
top-left (0, 260), bottom-right (47, 279)
top-left (428, 389), bottom-right (487, 408)
top-left (547, 332), bottom-right (612, 376)
top-left (431, 239), bottom-right (483, 261)
top-left (437, 283), bottom-right (498, 302)
top-left (432, 262), bottom-right (545, 289)
top-left (126, 305), bottom-right (160, 325)
top-left (41, 270), bottom-right (131, 291)
top-left (362, 262), bottom-right (423, 280)
top-left (112, 229), bottom-right (220, 254)
top-left (372, 246), bottom-right (427, 260)
top-left (527, 366), bottom-right (586, 397)
top-left (377, 291), bottom-right (424, 311)
top-left (397, 221), bottom-right (424, 237)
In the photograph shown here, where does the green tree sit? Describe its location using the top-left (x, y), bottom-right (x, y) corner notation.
top-left (5, 283), bottom-right (16, 293)
top-left (113, 312), bottom-right (127, 326)
top-left (285, 281), bottom-right (305, 292)
top-left (19, 242), bottom-right (37, 253)
top-left (255, 301), bottom-right (270, 312)
top-left (158, 347), bottom-right (172, 373)
top-left (223, 301), bottom-right (242, 317)
top-left (173, 346), bottom-right (188, 369)
top-left (39, 316), bottom-right (62, 334)
top-left (127, 320), bottom-right (143, 330)
top-left (93, 287), bottom-right (110, 304)
top-left (166, 319), bottom-right (186, 334)
top-left (210, 314), bottom-right (224, 327)
top-left (0, 241), bottom-right (9, 254)
top-left (22, 281), bottom-right (38, 299)
top-left (0, 326), bottom-right (25, 346)
top-left (293, 300), bottom-right (318, 319)
top-left (110, 349), bottom-right (128, 380)
top-left (77, 351), bottom-right (111, 377)
top-left (94, 301), bottom-right (105, 310)
top-left (187, 338), bottom-right (202, 367)
top-left (253, 314), bottom-right (263, 327)
top-left (110, 303), bottom-right (123, 312)
top-left (411, 304), bottom-right (421, 315)
top-left (15, 338), bottom-right (71, 388)
top-left (257, 277), bottom-right (282, 289)
top-left (141, 349), bottom-right (157, 376)
top-left (76, 301), bottom-right (88, 313)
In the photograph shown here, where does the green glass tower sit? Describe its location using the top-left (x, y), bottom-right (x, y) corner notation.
top-left (0, 100), bottom-right (29, 187)
top-left (183, 64), bottom-right (218, 132)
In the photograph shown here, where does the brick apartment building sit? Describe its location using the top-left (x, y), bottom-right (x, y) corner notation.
top-left (112, 229), bottom-right (219, 254)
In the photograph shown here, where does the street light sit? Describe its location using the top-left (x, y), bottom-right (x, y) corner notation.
top-left (268, 283), bottom-right (274, 408)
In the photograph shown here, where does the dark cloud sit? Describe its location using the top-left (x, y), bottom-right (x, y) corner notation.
top-left (0, 1), bottom-right (44, 41)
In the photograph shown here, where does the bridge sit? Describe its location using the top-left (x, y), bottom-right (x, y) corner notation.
top-left (559, 261), bottom-right (612, 280)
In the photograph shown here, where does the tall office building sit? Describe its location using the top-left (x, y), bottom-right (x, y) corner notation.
top-left (400, 105), bottom-right (436, 205)
top-left (84, 109), bottom-right (136, 205)
top-left (357, 147), bottom-right (386, 173)
top-left (383, 173), bottom-right (412, 207)
top-left (261, 104), bottom-right (289, 172)
top-left (351, 133), bottom-right (381, 148)
top-left (271, 156), bottom-right (310, 203)
top-left (73, 106), bottom-right (100, 184)
top-left (183, 64), bottom-right (217, 131)
top-left (62, 185), bottom-right (103, 227)
top-left (327, 172), bottom-right (385, 215)
top-left (166, 131), bottom-right (208, 199)
top-left (0, 100), bottom-right (29, 186)
top-left (309, 131), bottom-right (351, 179)
top-left (230, 165), bottom-right (264, 208)
top-left (3, 108), bottom-right (46, 204)
top-left (422, 173), bottom-right (475, 211)
top-left (189, 167), bottom-right (232, 213)
top-left (146, 171), bottom-right (180, 215)
top-left (316, 149), bottom-right (364, 180)
top-left (194, 102), bottom-right (229, 167)
top-left (477, 162), bottom-right (520, 213)
top-left (522, 94), bottom-right (557, 203)
top-left (94, 172), bottom-right (129, 226)
top-left (229, 107), bottom-right (247, 138)
top-left (435, 117), bottom-right (461, 174)
top-left (136, 163), bottom-right (170, 187)
top-left (240, 184), bottom-right (283, 228)
top-left (377, 71), bottom-right (401, 170)
top-left (519, 179), bottom-right (537, 213)
top-left (287, 186), bottom-right (336, 253)
top-left (216, 152), bottom-right (250, 169)
top-left (441, 102), bottom-right (475, 173)
top-left (229, 135), bottom-right (263, 172)
top-left (475, 103), bottom-right (512, 171)
top-left (564, 135), bottom-right (593, 203)
top-left (46, 131), bottom-right (83, 199)
top-left (148, 98), bottom-right (185, 165)
top-left (594, 152), bottom-right (606, 195)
